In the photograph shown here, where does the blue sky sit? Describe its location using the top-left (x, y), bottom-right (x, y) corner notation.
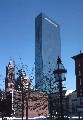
top-left (0, 0), bottom-right (83, 90)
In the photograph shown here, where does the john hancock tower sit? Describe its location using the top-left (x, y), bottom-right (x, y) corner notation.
top-left (35, 13), bottom-right (61, 92)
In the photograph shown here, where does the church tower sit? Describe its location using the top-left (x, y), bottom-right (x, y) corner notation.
top-left (5, 60), bottom-right (15, 92)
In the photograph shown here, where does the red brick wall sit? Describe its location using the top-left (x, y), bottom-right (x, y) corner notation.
top-left (13, 91), bottom-right (49, 118)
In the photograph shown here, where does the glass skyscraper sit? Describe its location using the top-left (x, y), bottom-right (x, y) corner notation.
top-left (35, 12), bottom-right (61, 92)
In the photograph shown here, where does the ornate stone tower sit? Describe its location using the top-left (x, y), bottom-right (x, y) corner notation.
top-left (5, 60), bottom-right (15, 92)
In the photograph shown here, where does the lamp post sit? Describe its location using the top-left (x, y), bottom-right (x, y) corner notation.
top-left (53, 56), bottom-right (67, 120)
top-left (24, 76), bottom-right (31, 120)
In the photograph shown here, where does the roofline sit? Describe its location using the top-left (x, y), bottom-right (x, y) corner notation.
top-left (72, 53), bottom-right (83, 59)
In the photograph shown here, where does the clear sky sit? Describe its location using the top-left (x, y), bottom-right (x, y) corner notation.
top-left (0, 0), bottom-right (83, 90)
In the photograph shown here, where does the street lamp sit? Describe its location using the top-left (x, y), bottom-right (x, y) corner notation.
top-left (24, 76), bottom-right (31, 120)
top-left (53, 56), bottom-right (67, 119)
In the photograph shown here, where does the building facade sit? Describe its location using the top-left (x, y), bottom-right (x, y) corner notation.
top-left (72, 52), bottom-right (83, 115)
top-left (65, 90), bottom-right (77, 116)
top-left (13, 90), bottom-right (49, 118)
top-left (3, 60), bottom-right (49, 118)
top-left (35, 12), bottom-right (61, 92)
top-left (72, 52), bottom-right (83, 97)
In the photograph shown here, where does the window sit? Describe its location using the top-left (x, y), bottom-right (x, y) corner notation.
top-left (79, 70), bottom-right (80, 74)
top-left (80, 79), bottom-right (82, 85)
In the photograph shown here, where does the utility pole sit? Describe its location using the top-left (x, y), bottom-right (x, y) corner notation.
top-left (59, 79), bottom-right (63, 119)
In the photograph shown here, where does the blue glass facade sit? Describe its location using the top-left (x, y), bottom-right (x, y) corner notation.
top-left (35, 13), bottom-right (61, 92)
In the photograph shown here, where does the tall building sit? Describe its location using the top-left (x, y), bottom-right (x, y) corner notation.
top-left (72, 52), bottom-right (83, 97)
top-left (35, 12), bottom-right (61, 92)
top-left (72, 52), bottom-right (83, 114)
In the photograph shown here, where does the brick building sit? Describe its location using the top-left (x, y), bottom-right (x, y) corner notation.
top-left (72, 52), bottom-right (83, 116)
top-left (11, 90), bottom-right (49, 118)
top-left (2, 60), bottom-right (49, 118)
